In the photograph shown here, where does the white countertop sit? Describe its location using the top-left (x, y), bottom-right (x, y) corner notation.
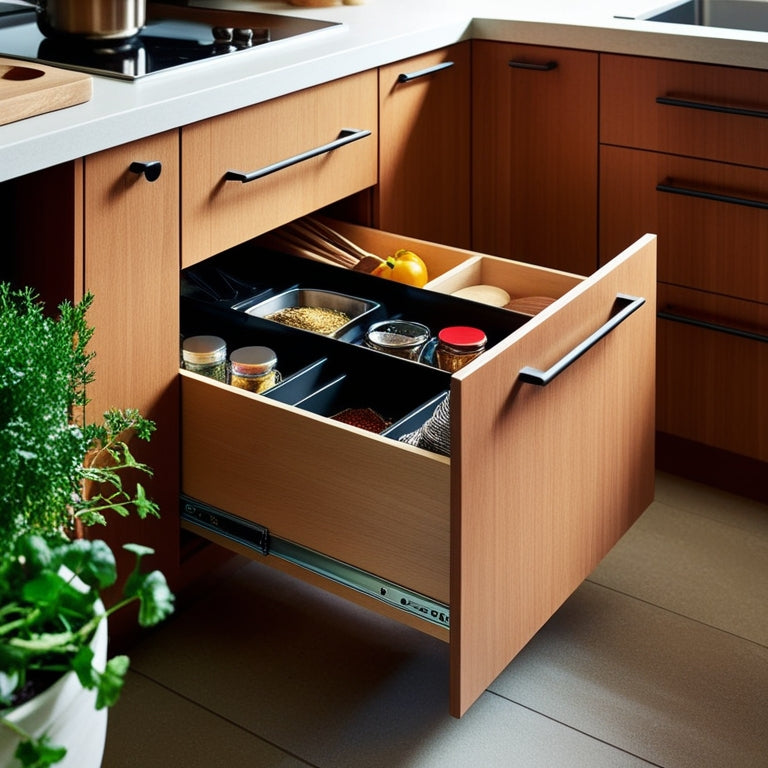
top-left (3, 0), bottom-right (768, 182)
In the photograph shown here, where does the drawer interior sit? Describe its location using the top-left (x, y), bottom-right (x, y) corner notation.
top-left (178, 222), bottom-right (591, 613)
top-left (181, 240), bottom-right (546, 447)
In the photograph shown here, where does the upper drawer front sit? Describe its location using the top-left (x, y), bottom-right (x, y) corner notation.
top-left (601, 54), bottom-right (768, 168)
top-left (657, 284), bottom-right (768, 462)
top-left (600, 144), bottom-right (768, 304)
top-left (181, 71), bottom-right (378, 268)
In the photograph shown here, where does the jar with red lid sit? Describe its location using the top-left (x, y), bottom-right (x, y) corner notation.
top-left (434, 326), bottom-right (487, 372)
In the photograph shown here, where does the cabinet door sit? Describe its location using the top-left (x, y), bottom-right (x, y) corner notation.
top-left (376, 43), bottom-right (471, 249)
top-left (451, 234), bottom-right (656, 716)
top-left (472, 42), bottom-right (598, 274)
top-left (83, 131), bottom-right (181, 615)
top-left (657, 285), bottom-right (768, 462)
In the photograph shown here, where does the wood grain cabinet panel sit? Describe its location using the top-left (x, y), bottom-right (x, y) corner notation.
top-left (472, 41), bottom-right (598, 274)
top-left (657, 285), bottom-right (768, 462)
top-left (376, 43), bottom-right (471, 249)
top-left (599, 144), bottom-right (768, 304)
top-left (599, 53), bottom-right (768, 492)
top-left (181, 70), bottom-right (378, 268)
top-left (601, 53), bottom-right (768, 169)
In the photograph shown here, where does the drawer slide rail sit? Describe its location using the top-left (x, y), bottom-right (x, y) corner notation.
top-left (180, 495), bottom-right (450, 630)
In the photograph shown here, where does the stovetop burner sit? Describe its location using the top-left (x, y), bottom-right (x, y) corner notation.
top-left (0, 3), bottom-right (341, 80)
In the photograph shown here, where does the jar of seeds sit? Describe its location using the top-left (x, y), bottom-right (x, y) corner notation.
top-left (182, 335), bottom-right (227, 381)
top-left (229, 346), bottom-right (280, 394)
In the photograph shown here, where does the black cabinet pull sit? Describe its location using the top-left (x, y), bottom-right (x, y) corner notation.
top-left (519, 293), bottom-right (645, 386)
top-left (656, 95), bottom-right (768, 120)
top-left (397, 61), bottom-right (454, 82)
top-left (508, 60), bottom-right (558, 71)
top-left (128, 161), bottom-right (162, 182)
top-left (658, 310), bottom-right (768, 344)
top-left (656, 182), bottom-right (768, 211)
top-left (224, 128), bottom-right (371, 184)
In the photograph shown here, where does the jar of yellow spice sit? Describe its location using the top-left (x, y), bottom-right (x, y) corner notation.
top-left (229, 346), bottom-right (281, 394)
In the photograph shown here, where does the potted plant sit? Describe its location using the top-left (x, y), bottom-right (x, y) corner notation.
top-left (0, 284), bottom-right (174, 768)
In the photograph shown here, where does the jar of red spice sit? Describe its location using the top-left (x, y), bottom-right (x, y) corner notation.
top-left (435, 326), bottom-right (487, 372)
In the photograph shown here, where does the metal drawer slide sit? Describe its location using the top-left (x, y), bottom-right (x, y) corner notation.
top-left (180, 495), bottom-right (450, 630)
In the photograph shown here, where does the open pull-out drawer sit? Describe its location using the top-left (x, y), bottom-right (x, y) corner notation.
top-left (179, 226), bottom-right (657, 717)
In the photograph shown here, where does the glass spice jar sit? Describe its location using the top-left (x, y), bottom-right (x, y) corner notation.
top-left (181, 335), bottom-right (227, 381)
top-left (435, 326), bottom-right (487, 372)
top-left (229, 345), bottom-right (280, 394)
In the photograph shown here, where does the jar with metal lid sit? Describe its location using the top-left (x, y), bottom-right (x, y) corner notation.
top-left (229, 346), bottom-right (280, 394)
top-left (435, 326), bottom-right (487, 372)
top-left (181, 335), bottom-right (227, 381)
top-left (364, 319), bottom-right (431, 361)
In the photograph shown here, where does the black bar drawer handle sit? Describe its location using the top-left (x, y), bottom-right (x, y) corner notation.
top-left (656, 95), bottom-right (768, 120)
top-left (658, 310), bottom-right (768, 344)
top-left (519, 293), bottom-right (645, 386)
top-left (508, 60), bottom-right (558, 71)
top-left (224, 128), bottom-right (371, 184)
top-left (129, 161), bottom-right (162, 182)
top-left (397, 61), bottom-right (454, 82)
top-left (657, 182), bottom-right (768, 211)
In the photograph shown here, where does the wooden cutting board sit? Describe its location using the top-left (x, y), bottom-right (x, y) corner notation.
top-left (0, 57), bottom-right (92, 127)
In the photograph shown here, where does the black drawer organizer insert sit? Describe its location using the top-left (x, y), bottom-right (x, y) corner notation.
top-left (181, 240), bottom-right (532, 447)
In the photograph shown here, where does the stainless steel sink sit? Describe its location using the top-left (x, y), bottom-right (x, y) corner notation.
top-left (618, 0), bottom-right (768, 33)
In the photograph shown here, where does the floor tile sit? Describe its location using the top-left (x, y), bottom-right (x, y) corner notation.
top-left (102, 672), bottom-right (312, 768)
top-left (490, 582), bottom-right (768, 768)
top-left (589, 499), bottom-right (768, 644)
top-left (654, 472), bottom-right (768, 534)
top-left (124, 562), bottom-right (654, 768)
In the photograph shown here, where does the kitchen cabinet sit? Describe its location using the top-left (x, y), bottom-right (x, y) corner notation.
top-left (471, 41), bottom-right (598, 274)
top-left (181, 70), bottom-right (378, 269)
top-left (7, 132), bottom-right (184, 639)
top-left (4, 59), bottom-right (657, 716)
top-left (600, 53), bottom-right (768, 499)
top-left (178, 221), bottom-right (656, 717)
top-left (375, 43), bottom-right (471, 249)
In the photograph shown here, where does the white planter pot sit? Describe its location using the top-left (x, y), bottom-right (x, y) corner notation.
top-left (0, 606), bottom-right (108, 768)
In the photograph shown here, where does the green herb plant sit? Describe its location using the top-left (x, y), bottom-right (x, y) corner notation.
top-left (0, 284), bottom-right (174, 767)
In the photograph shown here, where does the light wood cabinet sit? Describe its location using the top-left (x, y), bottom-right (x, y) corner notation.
top-left (375, 43), bottom-right (471, 249)
top-left (179, 223), bottom-right (656, 716)
top-left (181, 71), bottom-right (378, 268)
top-left (472, 41), bottom-right (598, 274)
top-left (599, 54), bottom-right (768, 496)
top-left (6, 133), bottom-right (184, 640)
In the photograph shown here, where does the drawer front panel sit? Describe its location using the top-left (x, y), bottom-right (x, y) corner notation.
top-left (451, 234), bottom-right (657, 716)
top-left (181, 71), bottom-right (378, 268)
top-left (181, 372), bottom-right (451, 603)
top-left (601, 54), bottom-right (768, 168)
top-left (600, 145), bottom-right (768, 304)
top-left (657, 285), bottom-right (768, 461)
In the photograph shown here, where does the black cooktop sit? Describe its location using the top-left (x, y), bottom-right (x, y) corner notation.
top-left (0, 3), bottom-right (341, 80)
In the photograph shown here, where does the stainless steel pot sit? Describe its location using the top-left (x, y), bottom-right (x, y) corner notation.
top-left (22, 0), bottom-right (146, 41)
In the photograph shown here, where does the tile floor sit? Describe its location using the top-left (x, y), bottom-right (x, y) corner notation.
top-left (102, 472), bottom-right (768, 768)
